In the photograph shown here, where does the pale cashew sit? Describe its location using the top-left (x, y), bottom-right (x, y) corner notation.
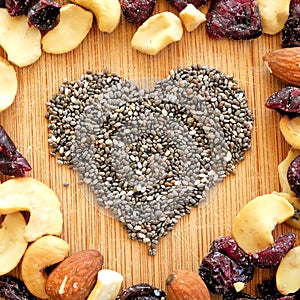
top-left (131, 12), bottom-right (183, 55)
top-left (0, 57), bottom-right (17, 113)
top-left (0, 8), bottom-right (41, 67)
top-left (0, 212), bottom-right (28, 276)
top-left (21, 235), bottom-right (70, 299)
top-left (179, 4), bottom-right (206, 32)
top-left (232, 193), bottom-right (294, 253)
top-left (87, 269), bottom-right (123, 300)
top-left (70, 0), bottom-right (121, 33)
top-left (42, 4), bottom-right (93, 54)
top-left (279, 116), bottom-right (300, 150)
top-left (278, 148), bottom-right (300, 196)
top-left (276, 246), bottom-right (300, 295)
top-left (0, 177), bottom-right (63, 242)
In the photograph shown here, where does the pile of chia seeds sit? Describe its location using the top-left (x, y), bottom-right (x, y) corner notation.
top-left (46, 65), bottom-right (254, 255)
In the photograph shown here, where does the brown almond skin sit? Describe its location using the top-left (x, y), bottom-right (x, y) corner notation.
top-left (45, 249), bottom-right (104, 300)
top-left (263, 47), bottom-right (300, 87)
top-left (166, 270), bottom-right (211, 300)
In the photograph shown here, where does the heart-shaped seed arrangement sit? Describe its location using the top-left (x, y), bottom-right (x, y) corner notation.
top-left (46, 65), bottom-right (254, 255)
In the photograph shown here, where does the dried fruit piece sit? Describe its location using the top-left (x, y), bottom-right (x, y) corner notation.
top-left (251, 233), bottom-right (296, 269)
top-left (131, 11), bottom-right (183, 55)
top-left (279, 115), bottom-right (300, 150)
top-left (5, 0), bottom-right (32, 16)
top-left (87, 269), bottom-right (123, 300)
top-left (21, 235), bottom-right (70, 299)
top-left (282, 0), bottom-right (300, 48)
top-left (116, 283), bottom-right (166, 299)
top-left (265, 86), bottom-right (300, 114)
top-left (46, 250), bottom-right (104, 300)
top-left (257, 0), bottom-right (291, 35)
top-left (0, 275), bottom-right (37, 300)
top-left (199, 236), bottom-right (254, 295)
top-left (41, 4), bottom-right (93, 54)
top-left (0, 125), bottom-right (31, 177)
top-left (27, 0), bottom-right (61, 31)
top-left (166, 270), bottom-right (210, 299)
top-left (0, 177), bottom-right (63, 242)
top-left (278, 149), bottom-right (300, 196)
top-left (166, 0), bottom-right (208, 12)
top-left (70, 0), bottom-right (121, 33)
top-left (276, 245), bottom-right (300, 295)
top-left (232, 194), bottom-right (294, 253)
top-left (179, 3), bottom-right (206, 32)
top-left (287, 155), bottom-right (300, 197)
top-left (263, 47), bottom-right (300, 87)
top-left (206, 0), bottom-right (262, 40)
top-left (121, 0), bottom-right (156, 24)
top-left (0, 8), bottom-right (41, 67)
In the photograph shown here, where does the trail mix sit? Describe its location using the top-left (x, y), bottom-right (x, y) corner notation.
top-left (46, 65), bottom-right (254, 255)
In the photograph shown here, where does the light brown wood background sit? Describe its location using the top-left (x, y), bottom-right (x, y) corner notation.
top-left (0, 1), bottom-right (295, 299)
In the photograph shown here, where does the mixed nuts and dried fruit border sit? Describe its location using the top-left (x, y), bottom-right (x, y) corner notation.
top-left (0, 0), bottom-right (300, 299)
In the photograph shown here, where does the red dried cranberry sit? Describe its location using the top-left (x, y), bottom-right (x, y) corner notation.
top-left (0, 125), bottom-right (31, 177)
top-left (27, 0), bottom-right (60, 31)
top-left (287, 155), bottom-right (300, 197)
top-left (116, 283), bottom-right (166, 299)
top-left (166, 0), bottom-right (208, 12)
top-left (206, 0), bottom-right (262, 40)
top-left (265, 86), bottom-right (300, 114)
top-left (199, 236), bottom-right (254, 295)
top-left (251, 233), bottom-right (296, 269)
top-left (0, 275), bottom-right (37, 299)
top-left (5, 0), bottom-right (32, 16)
top-left (282, 0), bottom-right (300, 48)
top-left (120, 0), bottom-right (156, 24)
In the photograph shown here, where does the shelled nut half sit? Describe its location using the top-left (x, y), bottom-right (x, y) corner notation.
top-left (179, 4), bottom-right (206, 32)
top-left (279, 116), bottom-right (300, 150)
top-left (0, 177), bottom-right (63, 242)
top-left (131, 12), bottom-right (183, 55)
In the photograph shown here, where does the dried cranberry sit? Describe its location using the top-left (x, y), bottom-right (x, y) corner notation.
top-left (116, 283), bottom-right (166, 299)
top-left (0, 125), bottom-right (31, 177)
top-left (287, 155), bottom-right (300, 197)
top-left (5, 0), bottom-right (32, 16)
top-left (206, 0), bottom-right (262, 40)
top-left (27, 0), bottom-right (60, 31)
top-left (251, 233), bottom-right (296, 269)
top-left (282, 0), bottom-right (300, 48)
top-left (199, 236), bottom-right (254, 295)
top-left (265, 86), bottom-right (300, 114)
top-left (166, 0), bottom-right (208, 12)
top-left (120, 0), bottom-right (156, 24)
top-left (0, 275), bottom-right (37, 300)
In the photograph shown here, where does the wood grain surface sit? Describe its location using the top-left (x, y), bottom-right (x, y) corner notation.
top-left (0, 1), bottom-right (294, 299)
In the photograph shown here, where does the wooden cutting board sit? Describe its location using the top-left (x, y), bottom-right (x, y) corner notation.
top-left (0, 1), bottom-right (294, 298)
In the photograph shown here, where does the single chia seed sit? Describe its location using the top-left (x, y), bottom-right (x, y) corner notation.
top-left (46, 66), bottom-right (254, 255)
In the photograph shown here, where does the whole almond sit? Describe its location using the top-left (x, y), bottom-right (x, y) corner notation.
top-left (263, 47), bottom-right (300, 87)
top-left (45, 249), bottom-right (104, 300)
top-left (166, 270), bottom-right (211, 300)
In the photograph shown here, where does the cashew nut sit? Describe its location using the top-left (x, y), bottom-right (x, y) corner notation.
top-left (21, 235), bottom-right (70, 299)
top-left (232, 194), bottom-right (294, 253)
top-left (278, 148), bottom-right (300, 196)
top-left (0, 177), bottom-right (63, 242)
top-left (70, 0), bottom-right (121, 33)
top-left (276, 246), bottom-right (300, 295)
top-left (257, 0), bottom-right (291, 35)
top-left (42, 4), bottom-right (93, 54)
top-left (87, 269), bottom-right (123, 300)
top-left (179, 4), bottom-right (206, 32)
top-left (279, 116), bottom-right (300, 150)
top-left (0, 57), bottom-right (17, 113)
top-left (0, 8), bottom-right (41, 67)
top-left (131, 12), bottom-right (183, 55)
top-left (0, 212), bottom-right (28, 276)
